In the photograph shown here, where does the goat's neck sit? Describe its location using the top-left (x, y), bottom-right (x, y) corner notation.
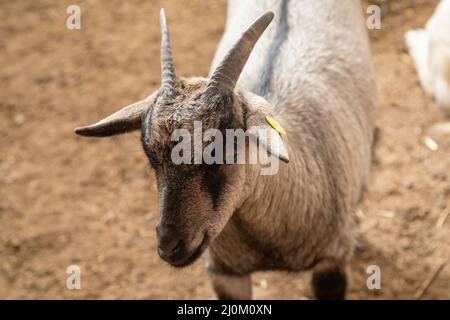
top-left (236, 141), bottom-right (308, 228)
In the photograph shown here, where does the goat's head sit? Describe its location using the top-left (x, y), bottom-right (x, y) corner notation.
top-left (75, 9), bottom-right (288, 267)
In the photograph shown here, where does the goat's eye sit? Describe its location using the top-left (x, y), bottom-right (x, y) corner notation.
top-left (201, 163), bottom-right (225, 208)
top-left (148, 154), bottom-right (160, 167)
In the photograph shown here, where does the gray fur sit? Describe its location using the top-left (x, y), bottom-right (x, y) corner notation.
top-left (208, 0), bottom-right (376, 297)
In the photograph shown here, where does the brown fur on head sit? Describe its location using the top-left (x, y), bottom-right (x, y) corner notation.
top-left (141, 77), bottom-right (241, 165)
top-left (74, 10), bottom-right (287, 267)
top-left (140, 76), bottom-right (250, 266)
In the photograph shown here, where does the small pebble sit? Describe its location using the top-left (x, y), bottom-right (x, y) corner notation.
top-left (423, 136), bottom-right (438, 151)
top-left (13, 113), bottom-right (25, 125)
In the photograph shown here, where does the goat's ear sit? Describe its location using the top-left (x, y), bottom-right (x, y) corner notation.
top-left (239, 90), bottom-right (289, 163)
top-left (74, 92), bottom-right (158, 137)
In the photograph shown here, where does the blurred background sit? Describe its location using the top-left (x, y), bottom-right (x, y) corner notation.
top-left (0, 0), bottom-right (449, 299)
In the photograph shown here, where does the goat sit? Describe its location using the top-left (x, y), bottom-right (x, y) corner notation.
top-left (405, 0), bottom-right (450, 114)
top-left (75, 0), bottom-right (377, 300)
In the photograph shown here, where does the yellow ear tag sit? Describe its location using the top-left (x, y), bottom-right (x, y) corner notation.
top-left (265, 115), bottom-right (286, 136)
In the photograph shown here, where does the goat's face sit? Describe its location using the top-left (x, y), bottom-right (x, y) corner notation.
top-left (140, 78), bottom-right (250, 266)
top-left (74, 10), bottom-right (288, 267)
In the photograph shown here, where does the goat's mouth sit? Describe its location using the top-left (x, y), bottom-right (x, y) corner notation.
top-left (169, 233), bottom-right (209, 268)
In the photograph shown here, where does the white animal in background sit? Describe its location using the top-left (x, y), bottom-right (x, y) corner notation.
top-left (405, 0), bottom-right (450, 115)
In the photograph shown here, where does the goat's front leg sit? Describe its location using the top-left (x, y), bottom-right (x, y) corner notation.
top-left (206, 258), bottom-right (252, 300)
top-left (311, 258), bottom-right (348, 300)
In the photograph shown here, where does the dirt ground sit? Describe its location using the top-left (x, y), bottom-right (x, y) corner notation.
top-left (0, 0), bottom-right (449, 299)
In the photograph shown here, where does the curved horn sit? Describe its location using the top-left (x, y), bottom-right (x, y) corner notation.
top-left (160, 8), bottom-right (176, 94)
top-left (206, 12), bottom-right (274, 94)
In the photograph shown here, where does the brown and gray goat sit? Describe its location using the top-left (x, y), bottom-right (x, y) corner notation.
top-left (75, 0), bottom-right (377, 299)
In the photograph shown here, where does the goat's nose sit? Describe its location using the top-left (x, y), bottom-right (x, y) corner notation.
top-left (156, 224), bottom-right (184, 260)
